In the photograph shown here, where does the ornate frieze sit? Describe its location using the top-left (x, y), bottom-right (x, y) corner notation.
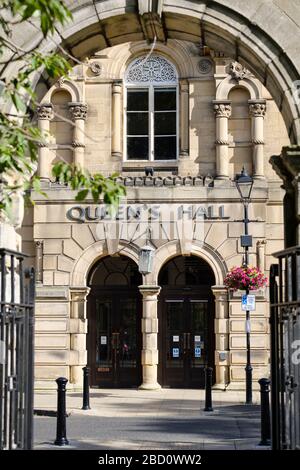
top-left (69, 103), bottom-right (88, 121)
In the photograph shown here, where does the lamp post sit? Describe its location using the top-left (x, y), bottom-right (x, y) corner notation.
top-left (235, 167), bottom-right (254, 405)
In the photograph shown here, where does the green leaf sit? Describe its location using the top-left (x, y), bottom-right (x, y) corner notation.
top-left (75, 189), bottom-right (89, 201)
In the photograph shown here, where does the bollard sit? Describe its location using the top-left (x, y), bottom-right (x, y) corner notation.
top-left (82, 366), bottom-right (91, 410)
top-left (258, 378), bottom-right (271, 446)
top-left (54, 377), bottom-right (69, 446)
top-left (204, 367), bottom-right (214, 411)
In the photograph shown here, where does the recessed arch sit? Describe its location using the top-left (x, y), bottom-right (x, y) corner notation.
top-left (216, 76), bottom-right (261, 101)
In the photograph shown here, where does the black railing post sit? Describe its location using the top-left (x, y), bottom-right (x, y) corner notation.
top-left (54, 377), bottom-right (69, 446)
top-left (258, 378), bottom-right (271, 446)
top-left (204, 367), bottom-right (213, 412)
top-left (82, 366), bottom-right (91, 410)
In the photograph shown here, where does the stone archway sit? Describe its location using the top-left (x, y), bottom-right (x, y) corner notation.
top-left (7, 1), bottom-right (299, 144)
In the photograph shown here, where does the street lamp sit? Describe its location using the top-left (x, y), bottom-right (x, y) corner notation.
top-left (235, 166), bottom-right (254, 405)
top-left (138, 227), bottom-right (155, 275)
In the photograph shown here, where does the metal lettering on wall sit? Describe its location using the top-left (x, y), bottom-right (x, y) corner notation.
top-left (66, 204), bottom-right (229, 223)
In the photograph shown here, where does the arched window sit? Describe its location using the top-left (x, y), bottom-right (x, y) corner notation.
top-left (124, 55), bottom-right (178, 161)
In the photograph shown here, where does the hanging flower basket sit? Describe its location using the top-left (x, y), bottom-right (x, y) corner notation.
top-left (224, 266), bottom-right (268, 291)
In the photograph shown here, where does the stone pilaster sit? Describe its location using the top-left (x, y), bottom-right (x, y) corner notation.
top-left (138, 285), bottom-right (161, 390)
top-left (256, 240), bottom-right (266, 272)
top-left (180, 79), bottom-right (189, 157)
top-left (112, 81), bottom-right (122, 159)
top-left (69, 287), bottom-right (90, 387)
top-left (69, 102), bottom-right (87, 168)
top-left (37, 103), bottom-right (53, 179)
top-left (249, 100), bottom-right (266, 179)
top-left (213, 100), bottom-right (231, 179)
top-left (211, 285), bottom-right (229, 388)
top-left (270, 145), bottom-right (300, 247)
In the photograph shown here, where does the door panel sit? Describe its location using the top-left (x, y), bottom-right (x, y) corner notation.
top-left (159, 290), bottom-right (215, 388)
top-left (88, 289), bottom-right (142, 388)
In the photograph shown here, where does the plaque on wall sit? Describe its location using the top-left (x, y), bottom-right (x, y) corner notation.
top-left (97, 367), bottom-right (110, 372)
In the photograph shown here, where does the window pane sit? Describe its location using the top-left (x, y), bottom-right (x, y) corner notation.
top-left (127, 137), bottom-right (149, 160)
top-left (154, 88), bottom-right (176, 111)
top-left (154, 112), bottom-right (176, 135)
top-left (127, 90), bottom-right (149, 111)
top-left (127, 112), bottom-right (148, 135)
top-left (154, 136), bottom-right (176, 160)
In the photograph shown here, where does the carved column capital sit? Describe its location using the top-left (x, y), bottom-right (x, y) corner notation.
top-left (213, 101), bottom-right (232, 118)
top-left (37, 103), bottom-right (53, 120)
top-left (249, 100), bottom-right (266, 117)
top-left (69, 102), bottom-right (88, 121)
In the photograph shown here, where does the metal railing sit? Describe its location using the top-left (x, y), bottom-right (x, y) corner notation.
top-left (0, 248), bottom-right (35, 450)
top-left (270, 246), bottom-right (300, 450)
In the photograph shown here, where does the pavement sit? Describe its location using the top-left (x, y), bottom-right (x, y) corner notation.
top-left (33, 388), bottom-right (269, 450)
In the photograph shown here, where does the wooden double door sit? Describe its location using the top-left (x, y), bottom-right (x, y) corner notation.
top-left (87, 287), bottom-right (142, 388)
top-left (159, 288), bottom-right (215, 388)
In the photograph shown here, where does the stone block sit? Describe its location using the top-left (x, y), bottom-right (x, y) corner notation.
top-left (72, 224), bottom-right (95, 249)
top-left (266, 223), bottom-right (284, 239)
top-left (230, 350), bottom-right (269, 365)
top-left (214, 319), bottom-right (229, 333)
top-left (205, 223), bottom-right (227, 248)
top-left (54, 271), bottom-right (70, 286)
top-left (230, 319), bottom-right (268, 333)
top-left (43, 240), bottom-right (62, 254)
top-left (63, 239), bottom-right (83, 260)
top-left (230, 366), bottom-right (270, 381)
top-left (35, 319), bottom-right (67, 333)
top-left (69, 319), bottom-right (88, 334)
top-left (230, 334), bottom-right (268, 349)
top-left (57, 255), bottom-right (74, 272)
top-left (34, 366), bottom-right (69, 380)
top-left (266, 205), bottom-right (283, 223)
top-left (34, 224), bottom-right (71, 239)
top-left (43, 255), bottom-right (57, 270)
top-left (43, 271), bottom-right (54, 285)
top-left (35, 302), bottom-right (69, 316)
top-left (68, 350), bottom-right (87, 365)
top-left (35, 350), bottom-right (69, 364)
top-left (35, 334), bottom-right (69, 349)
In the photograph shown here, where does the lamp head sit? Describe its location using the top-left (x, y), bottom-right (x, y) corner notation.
top-left (235, 167), bottom-right (253, 200)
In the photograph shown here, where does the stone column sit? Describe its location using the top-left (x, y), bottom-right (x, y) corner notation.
top-left (139, 285), bottom-right (161, 390)
top-left (249, 100), bottom-right (266, 179)
top-left (213, 100), bottom-right (231, 179)
top-left (112, 81), bottom-right (122, 159)
top-left (180, 79), bottom-right (189, 157)
top-left (69, 287), bottom-right (90, 388)
top-left (256, 240), bottom-right (266, 272)
top-left (37, 103), bottom-right (53, 179)
top-left (211, 286), bottom-right (229, 388)
top-left (69, 103), bottom-right (87, 168)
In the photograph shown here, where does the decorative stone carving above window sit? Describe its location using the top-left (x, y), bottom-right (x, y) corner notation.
top-left (125, 55), bottom-right (177, 84)
top-left (89, 62), bottom-right (102, 76)
top-left (37, 104), bottom-right (53, 120)
top-left (249, 103), bottom-right (266, 117)
top-left (198, 58), bottom-right (213, 75)
top-left (229, 61), bottom-right (251, 81)
top-left (69, 103), bottom-right (88, 121)
top-left (213, 103), bottom-right (232, 118)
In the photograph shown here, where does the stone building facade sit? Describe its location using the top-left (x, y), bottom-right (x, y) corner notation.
top-left (16, 2), bottom-right (293, 391)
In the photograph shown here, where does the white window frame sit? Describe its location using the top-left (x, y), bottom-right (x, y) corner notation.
top-left (124, 57), bottom-right (179, 162)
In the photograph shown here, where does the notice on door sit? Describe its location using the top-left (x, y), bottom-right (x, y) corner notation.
top-left (172, 348), bottom-right (179, 358)
top-left (100, 336), bottom-right (107, 345)
top-left (195, 347), bottom-right (201, 358)
top-left (173, 335), bottom-right (179, 343)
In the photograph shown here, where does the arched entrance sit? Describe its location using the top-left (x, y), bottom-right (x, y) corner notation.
top-left (158, 256), bottom-right (215, 388)
top-left (87, 255), bottom-right (142, 388)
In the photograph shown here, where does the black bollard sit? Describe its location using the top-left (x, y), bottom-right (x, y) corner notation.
top-left (54, 377), bottom-right (69, 446)
top-left (82, 366), bottom-right (91, 410)
top-left (204, 367), bottom-right (214, 411)
top-left (258, 378), bottom-right (271, 446)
